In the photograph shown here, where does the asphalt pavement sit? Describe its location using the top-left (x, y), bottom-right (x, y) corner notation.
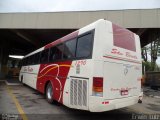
top-left (0, 81), bottom-right (160, 120)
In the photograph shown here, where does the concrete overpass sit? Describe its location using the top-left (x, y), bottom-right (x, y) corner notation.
top-left (0, 9), bottom-right (160, 47)
top-left (0, 9), bottom-right (160, 28)
top-left (0, 9), bottom-right (160, 78)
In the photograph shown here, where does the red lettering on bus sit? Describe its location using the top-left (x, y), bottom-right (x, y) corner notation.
top-left (75, 60), bottom-right (86, 66)
top-left (111, 48), bottom-right (123, 55)
top-left (126, 52), bottom-right (137, 59)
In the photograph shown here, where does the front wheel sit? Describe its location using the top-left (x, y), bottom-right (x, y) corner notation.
top-left (46, 82), bottom-right (54, 103)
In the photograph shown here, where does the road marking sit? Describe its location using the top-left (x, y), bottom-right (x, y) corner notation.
top-left (6, 85), bottom-right (28, 120)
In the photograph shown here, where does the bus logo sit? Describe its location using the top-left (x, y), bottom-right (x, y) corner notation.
top-left (124, 68), bottom-right (128, 76)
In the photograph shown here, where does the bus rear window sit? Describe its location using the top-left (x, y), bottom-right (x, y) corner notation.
top-left (112, 24), bottom-right (136, 52)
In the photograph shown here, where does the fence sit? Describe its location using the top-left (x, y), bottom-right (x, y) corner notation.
top-left (145, 71), bottom-right (160, 88)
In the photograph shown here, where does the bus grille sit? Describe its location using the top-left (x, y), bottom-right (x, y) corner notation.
top-left (70, 79), bottom-right (87, 107)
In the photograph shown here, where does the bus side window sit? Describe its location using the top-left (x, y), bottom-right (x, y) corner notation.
top-left (25, 57), bottom-right (29, 66)
top-left (49, 47), bottom-right (56, 62)
top-left (34, 52), bottom-right (40, 64)
top-left (22, 59), bottom-right (25, 66)
top-left (24, 58), bottom-right (27, 66)
top-left (76, 33), bottom-right (92, 58)
top-left (63, 38), bottom-right (76, 59)
top-left (30, 55), bottom-right (35, 65)
top-left (49, 44), bottom-right (63, 62)
top-left (28, 56), bottom-right (31, 65)
top-left (40, 49), bottom-right (49, 63)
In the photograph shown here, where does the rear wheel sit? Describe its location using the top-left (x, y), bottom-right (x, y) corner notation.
top-left (46, 82), bottom-right (54, 103)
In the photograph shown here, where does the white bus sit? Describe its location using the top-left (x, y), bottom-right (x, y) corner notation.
top-left (19, 19), bottom-right (143, 112)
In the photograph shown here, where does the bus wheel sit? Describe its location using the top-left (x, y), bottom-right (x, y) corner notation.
top-left (46, 82), bottom-right (54, 103)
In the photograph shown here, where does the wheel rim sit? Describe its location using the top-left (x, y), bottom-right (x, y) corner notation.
top-left (47, 84), bottom-right (53, 100)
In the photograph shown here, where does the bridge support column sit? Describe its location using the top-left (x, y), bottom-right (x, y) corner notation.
top-left (0, 40), bottom-right (10, 79)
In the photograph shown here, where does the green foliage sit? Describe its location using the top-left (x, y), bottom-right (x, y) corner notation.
top-left (142, 61), bottom-right (152, 72)
top-left (142, 61), bottom-right (160, 72)
top-left (142, 31), bottom-right (160, 72)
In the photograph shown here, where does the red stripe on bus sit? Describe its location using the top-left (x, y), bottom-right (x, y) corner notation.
top-left (103, 56), bottom-right (141, 64)
top-left (37, 61), bottom-right (72, 103)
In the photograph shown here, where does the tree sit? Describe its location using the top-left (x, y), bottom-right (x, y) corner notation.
top-left (142, 47), bottom-right (148, 62)
top-left (149, 32), bottom-right (160, 71)
top-left (142, 31), bottom-right (160, 71)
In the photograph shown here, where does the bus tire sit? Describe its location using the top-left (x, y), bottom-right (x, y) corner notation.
top-left (46, 82), bottom-right (54, 103)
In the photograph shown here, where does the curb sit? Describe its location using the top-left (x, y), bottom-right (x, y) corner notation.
top-left (5, 80), bottom-right (22, 86)
top-left (153, 96), bottom-right (160, 99)
top-left (147, 94), bottom-right (160, 99)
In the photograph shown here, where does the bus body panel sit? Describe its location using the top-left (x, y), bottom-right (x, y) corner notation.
top-left (89, 95), bottom-right (139, 112)
top-left (62, 60), bottom-right (94, 110)
top-left (19, 19), bottom-right (142, 112)
top-left (100, 23), bottom-right (142, 100)
top-left (37, 61), bottom-right (72, 103)
top-left (103, 61), bottom-right (141, 99)
top-left (19, 65), bottom-right (40, 89)
top-left (88, 20), bottom-right (142, 112)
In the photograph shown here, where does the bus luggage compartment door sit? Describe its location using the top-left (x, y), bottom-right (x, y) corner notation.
top-left (103, 61), bottom-right (141, 99)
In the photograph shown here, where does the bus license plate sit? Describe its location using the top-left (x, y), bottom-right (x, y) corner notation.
top-left (120, 90), bottom-right (128, 96)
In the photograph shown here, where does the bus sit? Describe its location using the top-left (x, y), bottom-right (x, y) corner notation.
top-left (19, 19), bottom-right (143, 112)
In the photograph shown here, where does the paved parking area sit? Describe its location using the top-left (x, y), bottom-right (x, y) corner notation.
top-left (143, 86), bottom-right (160, 99)
top-left (0, 81), bottom-right (160, 120)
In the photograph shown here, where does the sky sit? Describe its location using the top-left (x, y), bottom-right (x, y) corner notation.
top-left (0, 0), bottom-right (160, 13)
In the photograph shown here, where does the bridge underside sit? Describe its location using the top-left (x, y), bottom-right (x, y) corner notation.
top-left (0, 28), bottom-right (159, 54)
top-left (0, 28), bottom-right (159, 79)
top-left (0, 29), bottom-right (76, 55)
